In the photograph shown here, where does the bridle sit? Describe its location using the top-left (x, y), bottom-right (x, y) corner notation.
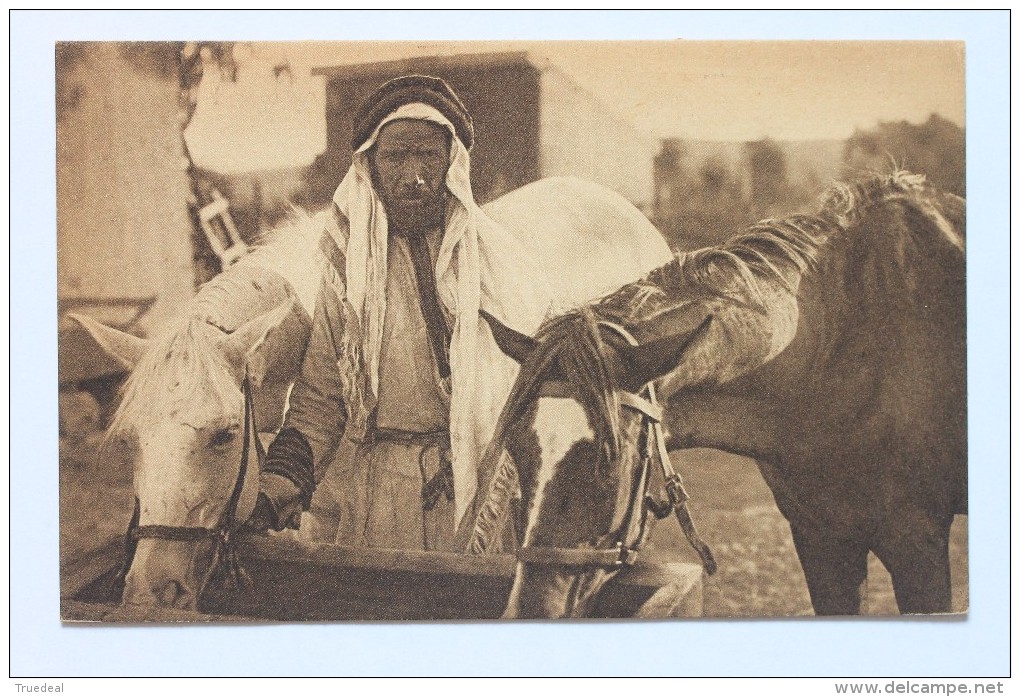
top-left (513, 377), bottom-right (660, 569)
top-left (469, 321), bottom-right (717, 575)
top-left (116, 374), bottom-right (261, 596)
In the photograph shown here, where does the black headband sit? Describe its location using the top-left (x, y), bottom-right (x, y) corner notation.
top-left (351, 74), bottom-right (474, 151)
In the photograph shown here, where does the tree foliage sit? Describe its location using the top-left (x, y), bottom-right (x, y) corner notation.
top-left (843, 114), bottom-right (965, 196)
top-left (745, 138), bottom-right (790, 215)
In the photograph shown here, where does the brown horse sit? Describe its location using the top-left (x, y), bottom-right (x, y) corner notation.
top-left (479, 172), bottom-right (966, 617)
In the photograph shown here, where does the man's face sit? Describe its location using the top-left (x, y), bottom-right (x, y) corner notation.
top-left (369, 119), bottom-right (451, 235)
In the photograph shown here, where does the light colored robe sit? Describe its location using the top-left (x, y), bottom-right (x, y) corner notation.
top-left (284, 228), bottom-right (457, 550)
top-left (283, 175), bottom-right (675, 549)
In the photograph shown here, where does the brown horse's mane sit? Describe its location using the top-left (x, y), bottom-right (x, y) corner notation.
top-left (597, 170), bottom-right (963, 324)
top-left (497, 308), bottom-right (622, 485)
top-left (596, 213), bottom-right (825, 326)
top-left (820, 171), bottom-right (965, 302)
top-left (821, 170), bottom-right (964, 249)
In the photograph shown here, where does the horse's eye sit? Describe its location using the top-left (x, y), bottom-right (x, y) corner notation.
top-left (210, 428), bottom-right (236, 448)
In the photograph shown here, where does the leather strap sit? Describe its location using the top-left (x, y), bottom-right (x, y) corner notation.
top-left (467, 373), bottom-right (661, 565)
top-left (503, 379), bottom-right (660, 570)
top-left (643, 382), bottom-right (718, 575)
top-left (405, 233), bottom-right (452, 379)
top-left (537, 380), bottom-right (663, 422)
top-left (222, 375), bottom-right (257, 527)
top-left (465, 317), bottom-right (715, 576)
top-left (119, 375), bottom-right (260, 593)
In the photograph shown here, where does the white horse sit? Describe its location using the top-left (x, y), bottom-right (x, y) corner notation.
top-left (74, 177), bottom-right (672, 611)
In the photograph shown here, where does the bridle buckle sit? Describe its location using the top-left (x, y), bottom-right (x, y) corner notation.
top-left (646, 473), bottom-right (690, 520)
top-left (614, 542), bottom-right (639, 568)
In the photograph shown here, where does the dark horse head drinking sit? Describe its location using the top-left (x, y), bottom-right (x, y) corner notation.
top-left (480, 171), bottom-right (966, 617)
top-left (475, 306), bottom-right (714, 618)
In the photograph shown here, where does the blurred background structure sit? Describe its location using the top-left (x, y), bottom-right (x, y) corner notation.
top-left (56, 41), bottom-right (966, 342)
top-left (57, 42), bottom-right (195, 437)
top-left (306, 52), bottom-right (656, 212)
top-left (654, 115), bottom-right (966, 251)
top-left (56, 42), bottom-right (193, 338)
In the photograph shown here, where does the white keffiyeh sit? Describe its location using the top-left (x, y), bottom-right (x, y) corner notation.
top-left (330, 102), bottom-right (553, 525)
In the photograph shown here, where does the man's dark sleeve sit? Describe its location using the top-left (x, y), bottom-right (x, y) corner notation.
top-left (264, 279), bottom-right (350, 508)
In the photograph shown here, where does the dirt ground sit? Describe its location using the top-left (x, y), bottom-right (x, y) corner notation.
top-left (59, 439), bottom-right (968, 618)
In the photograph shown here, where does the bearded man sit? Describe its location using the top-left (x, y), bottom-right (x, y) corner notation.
top-left (250, 75), bottom-right (552, 551)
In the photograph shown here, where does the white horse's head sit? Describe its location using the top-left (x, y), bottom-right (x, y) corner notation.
top-left (72, 303), bottom-right (294, 609)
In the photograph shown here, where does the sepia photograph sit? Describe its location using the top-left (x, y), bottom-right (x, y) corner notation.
top-left (55, 38), bottom-right (968, 623)
top-left (11, 9), bottom-right (1010, 680)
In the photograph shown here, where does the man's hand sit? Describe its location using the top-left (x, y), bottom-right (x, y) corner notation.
top-left (245, 473), bottom-right (303, 532)
top-left (245, 493), bottom-right (280, 533)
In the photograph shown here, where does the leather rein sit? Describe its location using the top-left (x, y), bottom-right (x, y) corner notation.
top-left (116, 375), bottom-right (260, 594)
top-left (494, 321), bottom-right (718, 575)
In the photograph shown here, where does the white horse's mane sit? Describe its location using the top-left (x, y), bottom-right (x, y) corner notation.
top-left (107, 318), bottom-right (240, 438)
top-left (245, 207), bottom-right (329, 315)
top-left (107, 208), bottom-right (328, 439)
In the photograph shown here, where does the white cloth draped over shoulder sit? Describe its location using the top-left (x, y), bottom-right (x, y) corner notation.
top-left (328, 102), bottom-right (554, 526)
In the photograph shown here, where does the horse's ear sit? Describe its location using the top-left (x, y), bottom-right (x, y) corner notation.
top-left (480, 309), bottom-right (538, 365)
top-left (219, 301), bottom-right (297, 389)
top-left (67, 313), bottom-right (149, 369)
top-left (613, 310), bottom-right (714, 389)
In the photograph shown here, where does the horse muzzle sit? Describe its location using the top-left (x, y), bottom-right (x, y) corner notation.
top-left (121, 537), bottom-right (216, 611)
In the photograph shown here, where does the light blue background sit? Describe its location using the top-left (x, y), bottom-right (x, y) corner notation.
top-left (11, 10), bottom-right (1009, 677)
